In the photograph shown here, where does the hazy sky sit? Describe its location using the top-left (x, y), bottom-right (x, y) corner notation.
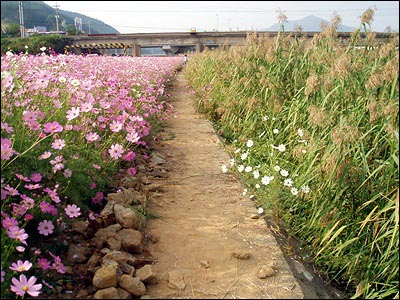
top-left (43, 1), bottom-right (399, 33)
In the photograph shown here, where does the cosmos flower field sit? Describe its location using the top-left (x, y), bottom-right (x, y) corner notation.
top-left (1, 51), bottom-right (183, 298)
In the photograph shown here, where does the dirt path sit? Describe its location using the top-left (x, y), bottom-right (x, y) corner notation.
top-left (143, 72), bottom-right (319, 299)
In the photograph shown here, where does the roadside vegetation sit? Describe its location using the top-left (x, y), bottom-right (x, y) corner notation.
top-left (185, 8), bottom-right (399, 299)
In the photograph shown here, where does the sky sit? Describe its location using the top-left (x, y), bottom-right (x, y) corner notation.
top-left (43, 1), bottom-right (399, 33)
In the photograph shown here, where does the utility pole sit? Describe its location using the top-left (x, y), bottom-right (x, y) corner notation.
top-left (54, 2), bottom-right (60, 32)
top-left (18, 1), bottom-right (25, 37)
top-left (88, 21), bottom-right (91, 34)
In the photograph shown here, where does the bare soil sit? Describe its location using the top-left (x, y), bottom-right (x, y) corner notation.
top-left (142, 72), bottom-right (346, 299)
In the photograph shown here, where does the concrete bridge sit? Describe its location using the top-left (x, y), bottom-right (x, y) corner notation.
top-left (64, 30), bottom-right (393, 56)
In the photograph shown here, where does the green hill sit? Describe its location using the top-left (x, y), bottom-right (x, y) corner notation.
top-left (1, 1), bottom-right (119, 34)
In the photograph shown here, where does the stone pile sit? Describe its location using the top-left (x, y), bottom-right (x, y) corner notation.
top-left (62, 151), bottom-right (169, 299)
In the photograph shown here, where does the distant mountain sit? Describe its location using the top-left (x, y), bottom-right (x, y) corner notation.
top-left (1, 1), bottom-right (119, 34)
top-left (263, 15), bottom-right (357, 32)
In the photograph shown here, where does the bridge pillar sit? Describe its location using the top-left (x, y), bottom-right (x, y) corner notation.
top-left (195, 42), bottom-right (204, 53)
top-left (132, 44), bottom-right (141, 57)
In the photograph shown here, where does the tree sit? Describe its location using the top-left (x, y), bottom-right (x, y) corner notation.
top-left (2, 23), bottom-right (20, 38)
top-left (65, 24), bottom-right (84, 36)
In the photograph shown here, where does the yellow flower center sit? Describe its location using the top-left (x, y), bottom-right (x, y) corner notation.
top-left (23, 285), bottom-right (29, 291)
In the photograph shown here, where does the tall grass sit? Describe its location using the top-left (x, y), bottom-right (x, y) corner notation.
top-left (185, 10), bottom-right (399, 299)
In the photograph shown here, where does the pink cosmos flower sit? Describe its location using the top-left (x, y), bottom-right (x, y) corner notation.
top-left (126, 131), bottom-right (140, 143)
top-left (10, 274), bottom-right (42, 297)
top-left (16, 174), bottom-right (30, 182)
top-left (7, 226), bottom-right (28, 245)
top-left (43, 121), bottom-right (63, 134)
top-left (51, 138), bottom-right (66, 150)
top-left (9, 260), bottom-right (33, 272)
top-left (92, 191), bottom-right (104, 204)
top-left (4, 185), bottom-right (19, 196)
top-left (1, 139), bottom-right (16, 160)
top-left (1, 267), bottom-right (5, 282)
top-left (24, 183), bottom-right (42, 190)
top-left (127, 167), bottom-right (137, 176)
top-left (30, 173), bottom-right (42, 182)
top-left (16, 246), bottom-right (25, 252)
top-left (65, 204), bottom-right (81, 218)
top-left (49, 253), bottom-right (66, 274)
top-left (38, 220), bottom-right (55, 236)
top-left (2, 217), bottom-right (18, 229)
top-left (44, 187), bottom-right (60, 203)
top-left (63, 169), bottom-right (72, 178)
top-left (80, 101), bottom-right (93, 112)
top-left (108, 143), bottom-right (124, 160)
top-left (85, 132), bottom-right (100, 143)
top-left (123, 151), bottom-right (136, 161)
top-left (38, 151), bottom-right (52, 160)
top-left (21, 194), bottom-right (35, 209)
top-left (37, 258), bottom-right (51, 271)
top-left (66, 107), bottom-right (80, 120)
top-left (110, 120), bottom-right (123, 132)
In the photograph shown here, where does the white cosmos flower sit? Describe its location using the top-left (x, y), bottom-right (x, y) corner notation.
top-left (241, 152), bottom-right (248, 160)
top-left (258, 207), bottom-right (264, 214)
top-left (302, 149), bottom-right (307, 154)
top-left (245, 166), bottom-right (253, 173)
top-left (277, 144), bottom-right (286, 152)
top-left (71, 78), bottom-right (80, 87)
top-left (280, 169), bottom-right (289, 177)
top-left (301, 185), bottom-right (310, 193)
top-left (237, 165), bottom-right (244, 172)
top-left (263, 116), bottom-right (269, 121)
top-left (229, 158), bottom-right (235, 167)
top-left (284, 178), bottom-right (294, 187)
top-left (255, 183), bottom-right (260, 189)
top-left (274, 165), bottom-right (281, 172)
top-left (221, 164), bottom-right (228, 173)
top-left (243, 189), bottom-right (248, 196)
top-left (253, 170), bottom-right (260, 179)
top-left (273, 128), bottom-right (279, 134)
top-left (261, 175), bottom-right (274, 185)
top-left (291, 187), bottom-right (299, 195)
top-left (246, 140), bottom-right (254, 147)
top-left (298, 128), bottom-right (304, 137)
top-left (234, 148), bottom-right (241, 154)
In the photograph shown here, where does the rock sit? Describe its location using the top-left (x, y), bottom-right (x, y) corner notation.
top-left (119, 274), bottom-right (146, 296)
top-left (71, 221), bottom-right (89, 235)
top-left (232, 252), bottom-right (251, 260)
top-left (114, 204), bottom-right (139, 229)
top-left (121, 263), bottom-right (136, 276)
top-left (200, 260), bottom-right (210, 269)
top-left (257, 263), bottom-right (277, 279)
top-left (120, 177), bottom-right (141, 190)
top-left (116, 288), bottom-right (132, 299)
top-left (93, 265), bottom-right (118, 289)
top-left (107, 188), bottom-right (137, 206)
top-left (118, 228), bottom-right (143, 253)
top-left (102, 250), bottom-right (136, 267)
top-left (87, 252), bottom-right (102, 273)
top-left (99, 201), bottom-right (116, 227)
top-left (149, 151), bottom-right (166, 165)
top-left (94, 228), bottom-right (122, 251)
top-left (66, 243), bottom-right (91, 264)
top-left (93, 287), bottom-right (120, 299)
top-left (167, 270), bottom-right (186, 290)
top-left (136, 264), bottom-right (158, 284)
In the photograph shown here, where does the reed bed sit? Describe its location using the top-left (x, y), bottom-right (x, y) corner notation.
top-left (185, 10), bottom-right (399, 299)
